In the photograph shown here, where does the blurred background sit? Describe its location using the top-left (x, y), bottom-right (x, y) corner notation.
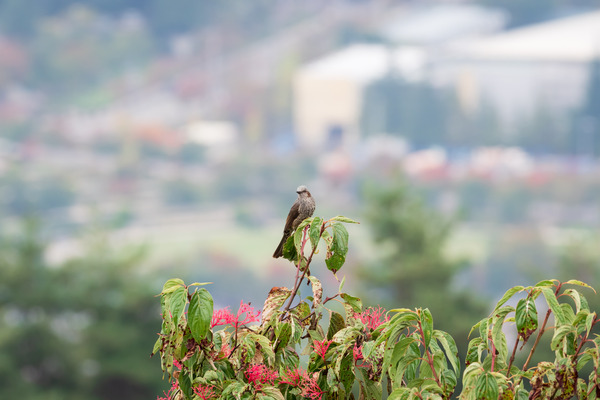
top-left (1, 0), bottom-right (600, 399)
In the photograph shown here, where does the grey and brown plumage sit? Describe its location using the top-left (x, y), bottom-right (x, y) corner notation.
top-left (273, 185), bottom-right (316, 258)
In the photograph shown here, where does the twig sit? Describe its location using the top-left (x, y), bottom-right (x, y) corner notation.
top-left (506, 335), bottom-right (520, 376)
top-left (417, 314), bottom-right (441, 388)
top-left (523, 283), bottom-right (562, 371)
top-left (281, 222), bottom-right (325, 319)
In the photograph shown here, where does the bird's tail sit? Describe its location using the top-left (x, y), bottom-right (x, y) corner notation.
top-left (272, 236), bottom-right (286, 258)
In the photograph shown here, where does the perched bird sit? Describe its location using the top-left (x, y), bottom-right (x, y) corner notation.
top-left (273, 185), bottom-right (316, 258)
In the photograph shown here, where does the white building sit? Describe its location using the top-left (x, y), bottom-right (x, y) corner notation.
top-left (293, 9), bottom-right (600, 148)
top-left (433, 9), bottom-right (600, 124)
top-left (293, 44), bottom-right (427, 149)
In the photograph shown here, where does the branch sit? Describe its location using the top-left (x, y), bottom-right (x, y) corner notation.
top-left (506, 335), bottom-right (520, 377)
top-left (417, 315), bottom-right (441, 388)
top-left (281, 222), bottom-right (325, 319)
top-left (523, 283), bottom-right (562, 371)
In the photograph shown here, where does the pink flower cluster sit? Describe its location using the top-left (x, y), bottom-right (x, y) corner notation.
top-left (244, 364), bottom-right (279, 390)
top-left (193, 385), bottom-right (216, 400)
top-left (311, 339), bottom-right (333, 361)
top-left (211, 301), bottom-right (261, 329)
top-left (354, 306), bottom-right (389, 330)
top-left (156, 379), bottom-right (178, 400)
top-left (280, 368), bottom-right (324, 400)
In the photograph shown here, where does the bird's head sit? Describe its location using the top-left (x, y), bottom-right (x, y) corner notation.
top-left (296, 185), bottom-right (309, 195)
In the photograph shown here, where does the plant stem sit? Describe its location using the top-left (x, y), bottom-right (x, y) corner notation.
top-left (506, 335), bottom-right (520, 376)
top-left (417, 316), bottom-right (441, 388)
top-left (489, 332), bottom-right (496, 372)
top-left (281, 223), bottom-right (324, 318)
top-left (522, 284), bottom-right (562, 371)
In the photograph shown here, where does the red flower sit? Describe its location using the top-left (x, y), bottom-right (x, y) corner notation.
top-left (280, 368), bottom-right (304, 387)
top-left (354, 306), bottom-right (389, 330)
top-left (311, 339), bottom-right (333, 360)
top-left (193, 385), bottom-right (216, 400)
top-left (211, 307), bottom-right (235, 328)
top-left (156, 379), bottom-right (178, 400)
top-left (244, 364), bottom-right (279, 390)
top-left (353, 343), bottom-right (363, 362)
top-left (280, 368), bottom-right (324, 400)
top-left (301, 372), bottom-right (324, 400)
top-left (211, 301), bottom-right (261, 329)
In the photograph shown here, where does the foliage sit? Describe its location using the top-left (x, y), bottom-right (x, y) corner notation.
top-left (154, 215), bottom-right (600, 399)
top-left (358, 180), bottom-right (487, 345)
top-left (0, 220), bottom-right (166, 400)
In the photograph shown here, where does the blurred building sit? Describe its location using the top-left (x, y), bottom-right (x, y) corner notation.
top-left (293, 8), bottom-right (600, 148)
top-left (433, 9), bottom-right (600, 125)
top-left (379, 3), bottom-right (508, 45)
top-left (293, 44), bottom-right (427, 149)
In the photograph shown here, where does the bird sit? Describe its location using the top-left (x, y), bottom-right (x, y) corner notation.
top-left (273, 185), bottom-right (316, 258)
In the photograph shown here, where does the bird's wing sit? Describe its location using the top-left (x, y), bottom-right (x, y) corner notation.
top-left (283, 200), bottom-right (300, 233)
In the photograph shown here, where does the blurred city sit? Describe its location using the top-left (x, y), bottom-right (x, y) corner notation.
top-left (1, 0), bottom-right (600, 399)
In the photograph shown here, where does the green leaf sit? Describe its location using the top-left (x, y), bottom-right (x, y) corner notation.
top-left (168, 286), bottom-right (188, 327)
top-left (275, 322), bottom-right (292, 350)
top-left (187, 282), bottom-right (213, 287)
top-left (564, 279), bottom-right (596, 293)
top-left (289, 301), bottom-right (311, 323)
top-left (282, 235), bottom-right (297, 261)
top-left (162, 278), bottom-right (185, 294)
top-left (494, 286), bottom-right (525, 310)
top-left (248, 333), bottom-right (276, 365)
top-left (293, 224), bottom-right (305, 255)
top-left (419, 309), bottom-right (434, 348)
top-left (309, 217), bottom-right (323, 249)
top-left (563, 288), bottom-right (589, 313)
top-left (551, 325), bottom-right (576, 351)
top-left (325, 222), bottom-right (349, 273)
top-left (331, 215), bottom-right (360, 224)
top-left (151, 336), bottom-right (162, 357)
top-left (338, 275), bottom-right (346, 293)
top-left (585, 312), bottom-right (596, 335)
top-left (258, 387), bottom-right (285, 400)
top-left (178, 370), bottom-right (193, 399)
top-left (341, 293), bottom-right (362, 313)
top-left (328, 311), bottom-right (346, 340)
top-left (188, 288), bottom-right (213, 342)
top-left (475, 371), bottom-right (499, 400)
top-left (539, 286), bottom-right (567, 326)
top-left (388, 387), bottom-right (411, 400)
top-left (433, 330), bottom-right (460, 374)
top-left (535, 279), bottom-right (558, 288)
top-left (515, 297), bottom-right (538, 341)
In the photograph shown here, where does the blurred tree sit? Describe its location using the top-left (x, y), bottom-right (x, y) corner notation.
top-left (29, 5), bottom-right (154, 98)
top-left (557, 235), bottom-right (600, 312)
top-left (0, 219), bottom-right (167, 400)
top-left (357, 178), bottom-right (487, 347)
